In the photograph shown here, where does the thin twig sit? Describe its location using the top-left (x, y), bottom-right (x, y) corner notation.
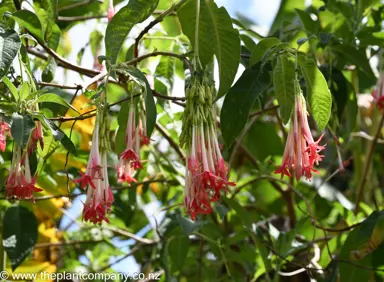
top-left (57, 0), bottom-right (96, 12)
top-left (57, 15), bottom-right (106, 22)
top-left (134, 0), bottom-right (188, 59)
top-left (27, 47), bottom-right (99, 77)
top-left (97, 244), bottom-right (143, 272)
top-left (127, 51), bottom-right (191, 69)
top-left (38, 81), bottom-right (82, 90)
top-left (355, 112), bottom-right (384, 214)
top-left (35, 239), bottom-right (104, 249)
top-left (155, 123), bottom-right (186, 160)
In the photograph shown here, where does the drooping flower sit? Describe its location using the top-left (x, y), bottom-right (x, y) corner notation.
top-left (27, 121), bottom-right (44, 154)
top-left (6, 145), bottom-right (42, 201)
top-left (107, 0), bottom-right (115, 22)
top-left (74, 123), bottom-right (114, 224)
top-left (372, 72), bottom-right (384, 110)
top-left (117, 102), bottom-right (148, 184)
top-left (181, 76), bottom-right (235, 220)
top-left (0, 116), bottom-right (10, 152)
top-left (274, 94), bottom-right (325, 181)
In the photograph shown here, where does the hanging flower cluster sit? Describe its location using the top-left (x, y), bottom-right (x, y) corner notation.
top-left (372, 72), bottom-right (384, 110)
top-left (0, 116), bottom-right (9, 152)
top-left (6, 120), bottom-right (44, 201)
top-left (275, 92), bottom-right (325, 181)
top-left (180, 74), bottom-right (235, 220)
top-left (73, 97), bottom-right (114, 224)
top-left (117, 99), bottom-right (149, 184)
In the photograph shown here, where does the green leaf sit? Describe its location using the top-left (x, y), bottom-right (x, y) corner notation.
top-left (298, 56), bottom-right (332, 131)
top-left (19, 82), bottom-right (30, 100)
top-left (357, 0), bottom-right (380, 20)
top-left (2, 206), bottom-right (38, 271)
top-left (178, 0), bottom-right (214, 67)
top-left (205, 1), bottom-right (240, 97)
top-left (115, 65), bottom-right (157, 137)
top-left (273, 55), bottom-right (296, 125)
top-left (243, 121), bottom-right (283, 161)
top-left (43, 117), bottom-right (76, 154)
top-left (332, 44), bottom-right (375, 78)
top-left (339, 211), bottom-right (382, 282)
top-left (221, 62), bottom-right (271, 148)
top-left (178, 0), bottom-right (240, 97)
top-left (12, 10), bottom-right (44, 42)
top-left (46, 24), bottom-right (60, 51)
top-left (41, 56), bottom-right (57, 83)
top-left (177, 215), bottom-right (206, 235)
top-left (168, 236), bottom-right (190, 271)
top-left (156, 55), bottom-right (175, 88)
top-left (320, 66), bottom-right (348, 120)
top-left (11, 113), bottom-right (35, 148)
top-left (105, 0), bottom-right (159, 64)
top-left (36, 93), bottom-right (79, 113)
top-left (2, 76), bottom-right (19, 101)
top-left (269, 0), bottom-right (305, 35)
top-left (0, 26), bottom-right (21, 78)
top-left (295, 9), bottom-right (319, 34)
top-left (249, 37), bottom-right (280, 66)
top-left (42, 0), bottom-right (57, 39)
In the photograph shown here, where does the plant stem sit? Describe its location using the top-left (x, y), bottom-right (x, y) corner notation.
top-left (355, 112), bottom-right (384, 214)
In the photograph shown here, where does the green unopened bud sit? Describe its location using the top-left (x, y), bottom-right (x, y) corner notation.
top-left (190, 85), bottom-right (196, 98)
top-left (198, 88), bottom-right (205, 104)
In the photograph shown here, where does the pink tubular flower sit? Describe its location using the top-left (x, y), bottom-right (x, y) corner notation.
top-left (74, 124), bottom-right (114, 224)
top-left (27, 121), bottom-right (44, 154)
top-left (6, 146), bottom-right (42, 201)
top-left (107, 0), bottom-right (115, 22)
top-left (184, 124), bottom-right (235, 220)
top-left (0, 116), bottom-right (10, 152)
top-left (372, 72), bottom-right (384, 110)
top-left (117, 103), bottom-right (148, 184)
top-left (275, 94), bottom-right (325, 181)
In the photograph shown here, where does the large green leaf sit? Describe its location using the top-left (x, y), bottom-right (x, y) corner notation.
top-left (11, 10), bottom-right (44, 42)
top-left (295, 9), bottom-right (319, 35)
top-left (115, 65), bottom-right (157, 137)
top-left (178, 0), bottom-right (240, 97)
top-left (43, 117), bottom-right (76, 154)
top-left (2, 206), bottom-right (38, 271)
top-left (42, 0), bottom-right (57, 39)
top-left (298, 56), bottom-right (332, 131)
top-left (332, 44), bottom-right (375, 78)
top-left (249, 37), bottom-right (280, 66)
top-left (177, 0), bottom-right (214, 67)
top-left (0, 26), bottom-right (21, 78)
top-left (339, 211), bottom-right (382, 282)
top-left (2, 76), bottom-right (19, 101)
top-left (105, 0), bottom-right (159, 64)
top-left (269, 0), bottom-right (305, 35)
top-left (221, 62), bottom-right (271, 149)
top-left (11, 113), bottom-right (36, 148)
top-left (205, 1), bottom-right (240, 97)
top-left (168, 236), bottom-right (190, 271)
top-left (273, 55), bottom-right (296, 125)
top-left (36, 93), bottom-right (78, 113)
top-left (177, 215), bottom-right (206, 235)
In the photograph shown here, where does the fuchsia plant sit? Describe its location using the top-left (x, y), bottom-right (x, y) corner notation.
top-left (180, 74), bottom-right (235, 220)
top-left (275, 93), bottom-right (326, 181)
